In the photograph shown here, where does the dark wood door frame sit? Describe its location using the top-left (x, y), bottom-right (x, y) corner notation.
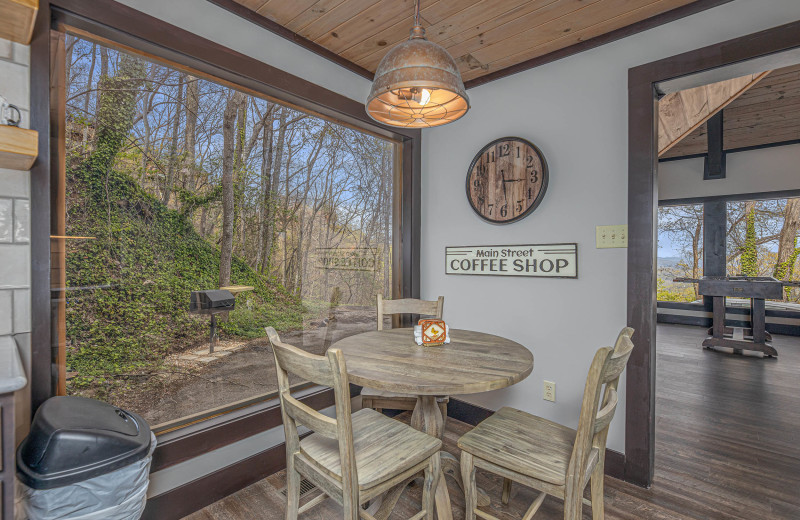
top-left (626, 19), bottom-right (800, 487)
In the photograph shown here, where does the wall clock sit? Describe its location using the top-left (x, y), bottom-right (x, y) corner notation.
top-left (466, 137), bottom-right (549, 224)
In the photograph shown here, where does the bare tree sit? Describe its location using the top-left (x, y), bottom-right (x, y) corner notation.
top-left (219, 90), bottom-right (245, 287)
top-left (163, 72), bottom-right (184, 205)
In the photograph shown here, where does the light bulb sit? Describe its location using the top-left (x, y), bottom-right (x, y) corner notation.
top-left (418, 88), bottom-right (431, 106)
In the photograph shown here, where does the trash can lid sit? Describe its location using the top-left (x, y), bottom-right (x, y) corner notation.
top-left (17, 396), bottom-right (152, 489)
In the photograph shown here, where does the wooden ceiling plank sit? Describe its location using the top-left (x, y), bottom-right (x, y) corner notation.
top-left (665, 121), bottom-right (800, 157)
top-left (725, 80), bottom-right (800, 110)
top-left (444, 0), bottom-right (605, 67)
top-left (460, 0), bottom-right (697, 81)
top-left (284, 0), bottom-right (349, 33)
top-left (342, 0), bottom-right (473, 65)
top-left (257, 0), bottom-right (318, 24)
top-left (723, 104), bottom-right (800, 130)
top-left (313, 0), bottom-right (415, 51)
top-left (298, 0), bottom-right (381, 42)
top-left (469, 0), bottom-right (694, 73)
top-left (657, 72), bottom-right (770, 156)
top-left (358, 0), bottom-right (518, 71)
top-left (438, 0), bottom-right (562, 52)
top-left (728, 83), bottom-right (800, 110)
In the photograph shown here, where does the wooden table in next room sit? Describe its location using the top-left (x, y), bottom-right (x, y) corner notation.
top-left (334, 328), bottom-right (534, 520)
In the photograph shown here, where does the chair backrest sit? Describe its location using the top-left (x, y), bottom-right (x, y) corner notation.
top-left (376, 294), bottom-right (444, 330)
top-left (566, 327), bottom-right (634, 494)
top-left (266, 327), bottom-right (358, 494)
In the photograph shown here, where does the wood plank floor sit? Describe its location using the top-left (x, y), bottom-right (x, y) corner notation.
top-left (184, 324), bottom-right (800, 519)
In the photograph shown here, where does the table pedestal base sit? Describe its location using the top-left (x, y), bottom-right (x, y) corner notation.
top-left (703, 296), bottom-right (778, 357)
top-left (410, 396), bottom-right (491, 520)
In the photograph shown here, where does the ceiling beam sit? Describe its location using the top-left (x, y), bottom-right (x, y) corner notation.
top-left (703, 110), bottom-right (725, 180)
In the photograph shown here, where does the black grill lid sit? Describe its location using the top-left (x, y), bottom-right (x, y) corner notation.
top-left (17, 396), bottom-right (152, 489)
top-left (189, 289), bottom-right (235, 312)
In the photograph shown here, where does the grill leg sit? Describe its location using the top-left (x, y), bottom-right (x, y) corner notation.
top-left (210, 314), bottom-right (217, 354)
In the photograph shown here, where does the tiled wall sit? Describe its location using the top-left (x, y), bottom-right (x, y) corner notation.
top-left (0, 35), bottom-right (32, 443)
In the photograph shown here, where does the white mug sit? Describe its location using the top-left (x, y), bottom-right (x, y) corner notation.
top-left (0, 95), bottom-right (21, 127)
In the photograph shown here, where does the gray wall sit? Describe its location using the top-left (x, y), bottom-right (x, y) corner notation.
top-left (419, 0), bottom-right (800, 454)
top-left (659, 143), bottom-right (800, 201)
top-left (0, 36), bottom-right (31, 445)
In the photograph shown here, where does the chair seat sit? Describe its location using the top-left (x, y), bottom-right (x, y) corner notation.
top-left (300, 408), bottom-right (442, 490)
top-left (457, 406), bottom-right (584, 486)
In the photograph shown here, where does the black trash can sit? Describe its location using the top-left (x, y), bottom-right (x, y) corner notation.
top-left (15, 396), bottom-right (155, 520)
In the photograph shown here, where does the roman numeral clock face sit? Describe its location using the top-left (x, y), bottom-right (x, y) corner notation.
top-left (466, 137), bottom-right (549, 224)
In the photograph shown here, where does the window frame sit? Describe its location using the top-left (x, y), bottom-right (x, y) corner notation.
top-left (30, 0), bottom-right (421, 471)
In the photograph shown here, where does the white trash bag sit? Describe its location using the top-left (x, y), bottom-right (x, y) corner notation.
top-left (16, 433), bottom-right (156, 520)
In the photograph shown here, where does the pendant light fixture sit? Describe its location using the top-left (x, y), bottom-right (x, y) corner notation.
top-left (366, 0), bottom-right (469, 128)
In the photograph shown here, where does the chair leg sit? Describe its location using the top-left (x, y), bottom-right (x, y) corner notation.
top-left (590, 464), bottom-right (605, 520)
top-left (423, 452), bottom-right (441, 520)
top-left (461, 451), bottom-right (477, 520)
top-left (563, 484), bottom-right (582, 520)
top-left (502, 477), bottom-right (512, 505)
top-left (285, 460), bottom-right (300, 520)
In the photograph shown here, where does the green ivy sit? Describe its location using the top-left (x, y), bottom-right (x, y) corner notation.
top-left (740, 208), bottom-right (758, 276)
top-left (65, 141), bottom-right (305, 396)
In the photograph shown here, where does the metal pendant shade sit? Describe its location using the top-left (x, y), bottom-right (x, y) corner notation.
top-left (366, 5), bottom-right (469, 128)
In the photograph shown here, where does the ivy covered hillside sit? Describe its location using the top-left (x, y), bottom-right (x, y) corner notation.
top-left (64, 53), bottom-right (305, 403)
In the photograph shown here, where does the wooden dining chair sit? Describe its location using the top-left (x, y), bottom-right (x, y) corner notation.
top-left (458, 327), bottom-right (635, 520)
top-left (266, 327), bottom-right (443, 520)
top-left (361, 295), bottom-right (448, 417)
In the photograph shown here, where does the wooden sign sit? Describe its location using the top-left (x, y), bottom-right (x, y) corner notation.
top-left (316, 247), bottom-right (378, 271)
top-left (446, 243), bottom-right (577, 278)
top-left (466, 137), bottom-right (549, 224)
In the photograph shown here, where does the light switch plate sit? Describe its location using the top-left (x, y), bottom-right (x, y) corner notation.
top-left (596, 225), bottom-right (628, 248)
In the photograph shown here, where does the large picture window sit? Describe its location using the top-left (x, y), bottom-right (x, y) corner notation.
top-left (658, 198), bottom-right (800, 303)
top-left (52, 35), bottom-right (400, 429)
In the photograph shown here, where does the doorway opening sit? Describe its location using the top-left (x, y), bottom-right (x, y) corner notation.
top-left (625, 20), bottom-right (800, 492)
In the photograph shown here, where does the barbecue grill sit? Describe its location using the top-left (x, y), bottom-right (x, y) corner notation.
top-left (189, 290), bottom-right (235, 353)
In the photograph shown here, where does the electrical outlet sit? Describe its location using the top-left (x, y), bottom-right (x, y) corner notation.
top-left (596, 225), bottom-right (628, 248)
top-left (543, 380), bottom-right (556, 402)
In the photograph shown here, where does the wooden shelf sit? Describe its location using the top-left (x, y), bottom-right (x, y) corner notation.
top-left (0, 0), bottom-right (37, 44)
top-left (0, 125), bottom-right (38, 170)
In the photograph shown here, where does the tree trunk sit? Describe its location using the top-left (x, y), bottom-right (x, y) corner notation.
top-left (264, 107), bottom-right (288, 275)
top-left (162, 72), bottom-right (184, 206)
top-left (382, 144), bottom-right (392, 297)
top-left (183, 76), bottom-right (198, 189)
top-left (220, 91), bottom-right (245, 287)
top-left (740, 202), bottom-right (758, 276)
top-left (90, 53), bottom-right (145, 175)
top-left (81, 43), bottom-right (96, 149)
top-left (96, 46), bottom-right (109, 122)
top-left (257, 107), bottom-right (274, 272)
top-left (773, 198), bottom-right (800, 298)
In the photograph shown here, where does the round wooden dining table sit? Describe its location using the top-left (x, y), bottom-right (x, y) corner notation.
top-left (333, 328), bottom-right (533, 520)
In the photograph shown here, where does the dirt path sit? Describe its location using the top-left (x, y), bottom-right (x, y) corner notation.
top-left (130, 306), bottom-right (380, 427)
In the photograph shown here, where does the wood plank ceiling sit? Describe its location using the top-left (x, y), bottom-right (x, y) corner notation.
top-left (663, 63), bottom-right (800, 158)
top-left (230, 0), bottom-right (703, 86)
